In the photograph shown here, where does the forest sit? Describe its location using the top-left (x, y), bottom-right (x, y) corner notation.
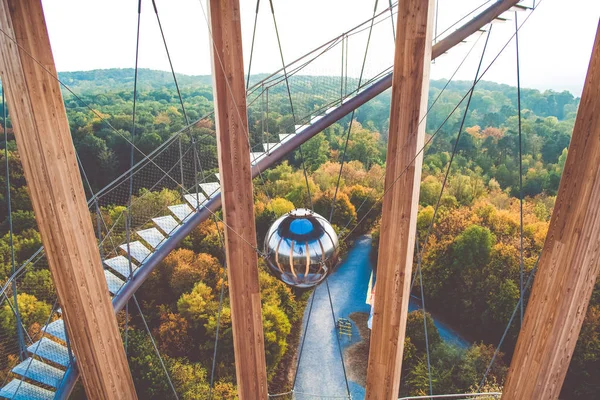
top-left (0, 68), bottom-right (597, 399)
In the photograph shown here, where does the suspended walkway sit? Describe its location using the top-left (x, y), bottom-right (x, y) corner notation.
top-left (0, 0), bottom-right (535, 398)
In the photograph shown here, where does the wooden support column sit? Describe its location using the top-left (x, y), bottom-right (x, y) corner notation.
top-left (502, 23), bottom-right (600, 400)
top-left (208, 0), bottom-right (268, 398)
top-left (0, 0), bottom-right (137, 399)
top-left (365, 0), bottom-right (435, 398)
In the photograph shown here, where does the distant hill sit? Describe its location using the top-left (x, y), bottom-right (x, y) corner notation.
top-left (58, 68), bottom-right (273, 93)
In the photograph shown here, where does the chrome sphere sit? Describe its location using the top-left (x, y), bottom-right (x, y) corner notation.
top-left (264, 208), bottom-right (339, 288)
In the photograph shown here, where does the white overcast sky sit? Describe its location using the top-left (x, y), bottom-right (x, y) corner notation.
top-left (42, 0), bottom-right (599, 96)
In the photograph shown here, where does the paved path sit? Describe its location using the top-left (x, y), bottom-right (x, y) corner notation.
top-left (294, 235), bottom-right (372, 399)
top-left (293, 234), bottom-right (470, 399)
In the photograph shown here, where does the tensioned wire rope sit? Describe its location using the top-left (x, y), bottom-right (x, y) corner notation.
top-left (477, 4), bottom-right (540, 388)
top-left (196, 0), bottom-right (513, 396)
top-left (338, 2), bottom-right (541, 243)
top-left (408, 24), bottom-right (495, 398)
top-left (195, 0), bottom-right (395, 397)
top-left (294, 0), bottom-right (387, 397)
top-left (123, 5), bottom-right (231, 395)
top-left (1, 84), bottom-right (27, 362)
top-left (515, 9), bottom-right (525, 327)
top-left (328, 0), bottom-right (381, 223)
top-left (0, 28), bottom-right (193, 193)
top-left (267, 0), bottom-right (314, 210)
top-left (335, 3), bottom-right (540, 393)
top-left (409, 24), bottom-right (494, 295)
top-left (124, 0), bottom-right (143, 356)
top-left (273, 2), bottom-right (493, 398)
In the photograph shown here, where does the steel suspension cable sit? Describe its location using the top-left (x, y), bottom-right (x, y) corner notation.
top-left (246, 0), bottom-right (261, 90)
top-left (292, 287), bottom-right (318, 389)
top-left (193, 0), bottom-right (278, 215)
top-left (2, 86), bottom-right (26, 361)
top-left (410, 26), bottom-right (493, 293)
top-left (325, 280), bottom-right (351, 399)
top-left (340, 3), bottom-right (542, 241)
top-left (434, 0), bottom-right (440, 45)
top-left (434, 0), bottom-right (493, 42)
top-left (515, 10), bottom-right (525, 326)
top-left (477, 7), bottom-right (544, 386)
top-left (415, 240), bottom-right (433, 397)
top-left (388, 0), bottom-right (396, 39)
top-left (329, 0), bottom-right (379, 223)
top-left (477, 259), bottom-right (539, 390)
top-left (0, 26), bottom-right (199, 195)
top-left (151, 0), bottom-right (192, 194)
top-left (204, 162), bottom-right (229, 396)
top-left (339, 30), bottom-right (486, 238)
top-left (332, 28), bottom-right (486, 233)
top-left (125, 0), bottom-right (143, 354)
top-left (133, 295), bottom-right (180, 400)
top-left (268, 0), bottom-right (313, 210)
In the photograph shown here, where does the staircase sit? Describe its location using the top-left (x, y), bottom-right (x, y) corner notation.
top-left (0, 100), bottom-right (337, 398)
top-left (0, 180), bottom-right (224, 399)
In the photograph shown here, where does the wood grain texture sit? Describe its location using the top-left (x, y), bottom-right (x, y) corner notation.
top-left (208, 0), bottom-right (268, 398)
top-left (0, 0), bottom-right (137, 398)
top-left (365, 0), bottom-right (435, 398)
top-left (502, 22), bottom-right (600, 400)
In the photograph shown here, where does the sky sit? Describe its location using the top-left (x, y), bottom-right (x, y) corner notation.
top-left (42, 0), bottom-right (600, 96)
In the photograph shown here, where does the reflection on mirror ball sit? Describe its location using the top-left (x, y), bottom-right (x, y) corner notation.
top-left (264, 209), bottom-right (339, 289)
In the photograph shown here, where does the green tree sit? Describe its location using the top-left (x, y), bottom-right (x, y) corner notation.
top-left (0, 293), bottom-right (51, 333)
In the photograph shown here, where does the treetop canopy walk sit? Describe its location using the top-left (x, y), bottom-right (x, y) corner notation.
top-left (0, 0), bottom-right (597, 399)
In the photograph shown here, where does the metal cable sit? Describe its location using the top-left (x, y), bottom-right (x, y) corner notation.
top-left (151, 0), bottom-right (192, 194)
top-left (341, 3), bottom-right (541, 240)
top-left (329, 0), bottom-right (379, 223)
top-left (124, 0), bottom-right (143, 355)
top-left (415, 240), bottom-right (433, 397)
top-left (325, 279), bottom-right (351, 398)
top-left (388, 0), bottom-right (396, 39)
top-left (133, 295), bottom-right (180, 399)
top-left (515, 10), bottom-right (525, 327)
top-left (478, 261), bottom-right (539, 390)
top-left (2, 85), bottom-right (26, 360)
top-left (208, 228), bottom-right (228, 398)
top-left (268, 0), bottom-right (313, 209)
top-left (246, 0), bottom-right (261, 90)
top-left (339, 31), bottom-right (485, 236)
top-left (410, 25), bottom-right (494, 293)
top-left (292, 288), bottom-right (318, 388)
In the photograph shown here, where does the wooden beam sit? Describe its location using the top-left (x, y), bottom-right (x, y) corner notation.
top-left (502, 22), bottom-right (600, 400)
top-left (208, 0), bottom-right (268, 398)
top-left (365, 0), bottom-right (435, 398)
top-left (0, 0), bottom-right (137, 399)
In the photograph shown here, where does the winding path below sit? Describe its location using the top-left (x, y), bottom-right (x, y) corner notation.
top-left (293, 235), bottom-right (469, 399)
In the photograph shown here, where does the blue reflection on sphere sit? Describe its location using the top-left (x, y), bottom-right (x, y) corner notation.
top-left (264, 208), bottom-right (339, 289)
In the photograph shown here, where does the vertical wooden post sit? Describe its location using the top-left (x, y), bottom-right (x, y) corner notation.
top-left (365, 0), bottom-right (435, 398)
top-left (208, 0), bottom-right (268, 398)
top-left (0, 0), bottom-right (137, 399)
top-left (502, 23), bottom-right (600, 400)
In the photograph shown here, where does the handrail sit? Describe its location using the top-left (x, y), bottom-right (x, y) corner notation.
top-left (55, 0), bottom-right (522, 397)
